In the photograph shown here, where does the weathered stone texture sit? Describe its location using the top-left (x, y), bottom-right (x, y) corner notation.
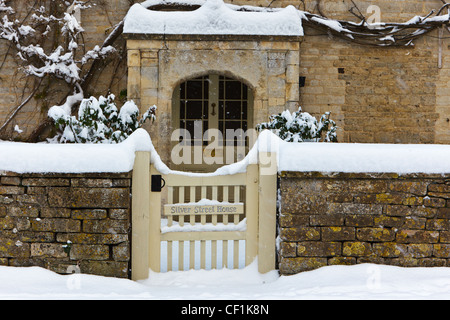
top-left (279, 172), bottom-right (450, 274)
top-left (1, 0), bottom-right (450, 147)
top-left (0, 172), bottom-right (132, 278)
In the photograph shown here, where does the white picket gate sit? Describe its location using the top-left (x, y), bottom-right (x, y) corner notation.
top-left (130, 151), bottom-right (277, 280)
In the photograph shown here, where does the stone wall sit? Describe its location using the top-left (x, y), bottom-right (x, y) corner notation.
top-left (278, 171), bottom-right (450, 275)
top-left (1, 0), bottom-right (449, 145)
top-left (126, 36), bottom-right (300, 168)
top-left (0, 0), bottom-right (130, 140)
top-left (0, 171), bottom-right (132, 278)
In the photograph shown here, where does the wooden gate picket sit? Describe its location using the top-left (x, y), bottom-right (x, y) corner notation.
top-left (153, 166), bottom-right (258, 272)
top-left (131, 151), bottom-right (277, 280)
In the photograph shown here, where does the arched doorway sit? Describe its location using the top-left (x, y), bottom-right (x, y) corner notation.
top-left (172, 74), bottom-right (254, 172)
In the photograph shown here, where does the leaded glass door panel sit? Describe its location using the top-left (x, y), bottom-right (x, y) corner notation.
top-left (172, 74), bottom-right (253, 172)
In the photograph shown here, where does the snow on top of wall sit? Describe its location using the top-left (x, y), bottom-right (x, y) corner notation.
top-left (276, 138), bottom-right (450, 175)
top-left (1, 129), bottom-right (450, 174)
top-left (123, 0), bottom-right (303, 37)
top-left (0, 128), bottom-right (152, 174)
top-left (215, 130), bottom-right (450, 176)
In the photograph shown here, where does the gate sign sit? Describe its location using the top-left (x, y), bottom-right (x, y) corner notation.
top-left (164, 202), bottom-right (244, 215)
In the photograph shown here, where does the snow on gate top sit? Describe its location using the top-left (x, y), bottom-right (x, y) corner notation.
top-left (123, 0), bottom-right (304, 37)
top-left (1, 129), bottom-right (450, 175)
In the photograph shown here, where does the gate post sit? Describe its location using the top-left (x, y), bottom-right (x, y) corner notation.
top-left (245, 164), bottom-right (259, 266)
top-left (148, 164), bottom-right (161, 273)
top-left (258, 152), bottom-right (278, 273)
top-left (131, 151), bottom-right (150, 280)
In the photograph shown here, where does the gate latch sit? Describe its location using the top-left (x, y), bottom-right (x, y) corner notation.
top-left (151, 175), bottom-right (166, 192)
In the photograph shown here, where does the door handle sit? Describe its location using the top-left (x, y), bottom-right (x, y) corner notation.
top-left (211, 103), bottom-right (216, 116)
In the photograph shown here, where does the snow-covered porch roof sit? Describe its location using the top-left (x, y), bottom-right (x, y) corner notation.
top-left (123, 0), bottom-right (303, 38)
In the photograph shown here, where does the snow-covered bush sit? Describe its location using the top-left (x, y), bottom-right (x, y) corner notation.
top-left (48, 94), bottom-right (156, 143)
top-left (0, 0), bottom-right (119, 138)
top-left (256, 107), bottom-right (337, 142)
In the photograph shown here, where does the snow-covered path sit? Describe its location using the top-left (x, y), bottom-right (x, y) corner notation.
top-left (1, 262), bottom-right (450, 300)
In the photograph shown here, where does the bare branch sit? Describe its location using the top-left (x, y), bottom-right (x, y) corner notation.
top-left (0, 78), bottom-right (43, 134)
top-left (348, 0), bottom-right (366, 22)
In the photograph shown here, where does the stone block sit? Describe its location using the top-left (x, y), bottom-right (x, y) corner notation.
top-left (31, 243), bottom-right (66, 258)
top-left (79, 260), bottom-right (129, 278)
top-left (385, 205), bottom-right (437, 218)
top-left (22, 178), bottom-right (70, 187)
top-left (112, 179), bottom-right (131, 187)
top-left (328, 256), bottom-right (356, 266)
top-left (373, 216), bottom-right (404, 228)
top-left (437, 208), bottom-right (450, 219)
top-left (407, 244), bottom-right (433, 258)
top-left (15, 194), bottom-right (46, 205)
top-left (71, 209), bottom-right (108, 220)
top-left (0, 238), bottom-right (30, 258)
top-left (13, 217), bottom-right (31, 231)
top-left (433, 244), bottom-right (450, 258)
top-left (0, 176), bottom-right (21, 186)
top-left (282, 193), bottom-right (328, 215)
top-left (309, 214), bottom-right (344, 226)
top-left (428, 183), bottom-right (450, 193)
top-left (327, 203), bottom-right (383, 215)
top-left (71, 179), bottom-right (113, 188)
top-left (278, 213), bottom-right (309, 228)
top-left (374, 193), bottom-right (406, 205)
top-left (31, 219), bottom-right (81, 233)
top-left (372, 243), bottom-right (407, 258)
top-left (296, 241), bottom-right (341, 257)
top-left (345, 214), bottom-right (373, 227)
top-left (0, 216), bottom-right (15, 229)
top-left (19, 231), bottom-right (54, 243)
top-left (280, 242), bottom-right (296, 257)
top-left (0, 195), bottom-right (14, 205)
top-left (40, 208), bottom-right (71, 218)
top-left (48, 187), bottom-right (130, 208)
top-left (424, 197), bottom-right (447, 208)
top-left (322, 227), bottom-right (355, 241)
top-left (280, 227), bottom-right (320, 242)
top-left (342, 241), bottom-right (372, 257)
top-left (396, 230), bottom-right (439, 243)
top-left (70, 244), bottom-right (109, 260)
top-left (440, 231), bottom-right (450, 243)
top-left (56, 233), bottom-right (128, 245)
top-left (110, 209), bottom-right (129, 220)
top-left (127, 50), bottom-right (140, 67)
top-left (387, 181), bottom-right (428, 196)
top-left (113, 244), bottom-right (130, 262)
top-left (426, 219), bottom-right (449, 231)
top-left (279, 257), bottom-right (327, 274)
top-left (82, 219), bottom-right (129, 234)
top-left (0, 186), bottom-right (24, 195)
top-left (141, 66), bottom-right (159, 89)
top-left (356, 227), bottom-right (396, 242)
top-left (7, 206), bottom-right (39, 218)
top-left (403, 216), bottom-right (426, 229)
top-left (27, 187), bottom-right (47, 195)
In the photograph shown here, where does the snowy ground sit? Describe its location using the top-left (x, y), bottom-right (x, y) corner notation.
top-left (1, 262), bottom-right (450, 300)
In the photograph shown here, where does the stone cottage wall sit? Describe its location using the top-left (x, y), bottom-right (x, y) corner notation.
top-left (0, 171), bottom-right (132, 278)
top-left (278, 171), bottom-right (450, 275)
top-left (1, 0), bottom-right (450, 145)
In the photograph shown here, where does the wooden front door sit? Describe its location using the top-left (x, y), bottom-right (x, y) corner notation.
top-left (172, 75), bottom-right (253, 172)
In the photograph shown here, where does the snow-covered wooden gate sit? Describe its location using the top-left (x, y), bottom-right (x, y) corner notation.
top-left (130, 151), bottom-right (277, 280)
